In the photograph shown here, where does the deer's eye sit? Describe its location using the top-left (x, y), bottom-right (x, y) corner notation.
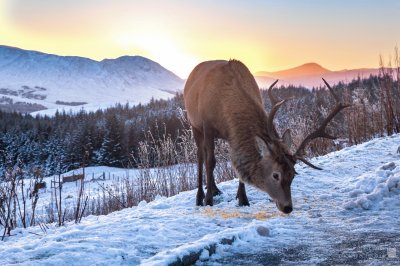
top-left (273, 172), bottom-right (280, 181)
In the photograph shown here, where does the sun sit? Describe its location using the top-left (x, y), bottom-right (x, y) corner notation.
top-left (113, 30), bottom-right (198, 79)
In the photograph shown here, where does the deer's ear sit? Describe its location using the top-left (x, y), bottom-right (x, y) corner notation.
top-left (255, 136), bottom-right (270, 157)
top-left (282, 129), bottom-right (293, 148)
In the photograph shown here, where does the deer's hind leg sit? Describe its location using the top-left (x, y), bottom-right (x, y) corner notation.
top-left (203, 123), bottom-right (221, 206)
top-left (193, 127), bottom-right (205, 206)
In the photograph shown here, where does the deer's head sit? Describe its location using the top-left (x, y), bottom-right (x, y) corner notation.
top-left (251, 79), bottom-right (349, 214)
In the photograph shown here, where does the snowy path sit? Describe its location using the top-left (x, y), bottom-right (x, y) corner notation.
top-left (209, 134), bottom-right (400, 265)
top-left (1, 134), bottom-right (400, 265)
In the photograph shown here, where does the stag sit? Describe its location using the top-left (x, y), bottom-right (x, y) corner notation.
top-left (183, 60), bottom-right (349, 213)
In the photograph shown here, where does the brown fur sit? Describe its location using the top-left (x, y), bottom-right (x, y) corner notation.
top-left (184, 60), bottom-right (295, 212)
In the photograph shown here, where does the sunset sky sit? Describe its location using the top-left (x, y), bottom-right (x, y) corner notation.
top-left (0, 0), bottom-right (399, 78)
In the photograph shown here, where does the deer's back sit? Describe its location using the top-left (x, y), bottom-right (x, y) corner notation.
top-left (183, 60), bottom-right (263, 140)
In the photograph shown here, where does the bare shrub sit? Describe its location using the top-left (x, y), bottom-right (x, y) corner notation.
top-left (51, 174), bottom-right (65, 226)
top-left (74, 160), bottom-right (88, 224)
top-left (0, 164), bottom-right (46, 239)
top-left (29, 168), bottom-right (44, 226)
top-left (0, 168), bottom-right (17, 240)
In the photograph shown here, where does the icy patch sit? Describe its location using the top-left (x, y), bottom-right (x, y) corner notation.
top-left (344, 161), bottom-right (400, 210)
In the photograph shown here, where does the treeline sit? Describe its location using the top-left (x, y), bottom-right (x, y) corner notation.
top-left (0, 95), bottom-right (186, 176)
top-left (1, 73), bottom-right (399, 177)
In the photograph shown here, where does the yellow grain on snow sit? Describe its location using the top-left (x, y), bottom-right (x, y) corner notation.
top-left (201, 207), bottom-right (281, 220)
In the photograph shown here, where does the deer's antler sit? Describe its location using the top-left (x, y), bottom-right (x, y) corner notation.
top-left (294, 78), bottom-right (351, 170)
top-left (267, 80), bottom-right (288, 138)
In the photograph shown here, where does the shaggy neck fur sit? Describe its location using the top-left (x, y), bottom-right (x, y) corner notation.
top-left (228, 108), bottom-right (269, 184)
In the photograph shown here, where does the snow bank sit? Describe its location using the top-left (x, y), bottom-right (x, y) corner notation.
top-left (344, 161), bottom-right (400, 210)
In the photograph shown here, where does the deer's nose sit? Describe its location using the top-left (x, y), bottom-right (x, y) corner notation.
top-left (283, 205), bottom-right (293, 214)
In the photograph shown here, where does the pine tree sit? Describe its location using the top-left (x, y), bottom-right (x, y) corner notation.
top-left (97, 114), bottom-right (124, 167)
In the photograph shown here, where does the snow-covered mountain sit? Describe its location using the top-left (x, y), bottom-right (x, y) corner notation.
top-left (0, 45), bottom-right (184, 114)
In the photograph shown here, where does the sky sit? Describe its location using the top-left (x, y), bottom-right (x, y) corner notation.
top-left (0, 0), bottom-right (399, 78)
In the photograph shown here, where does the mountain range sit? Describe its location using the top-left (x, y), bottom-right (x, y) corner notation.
top-left (0, 45), bottom-right (184, 114)
top-left (0, 45), bottom-right (381, 114)
top-left (254, 62), bottom-right (381, 88)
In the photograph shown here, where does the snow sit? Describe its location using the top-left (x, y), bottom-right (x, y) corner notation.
top-left (30, 102), bottom-right (138, 117)
top-left (1, 134), bottom-right (400, 265)
top-left (343, 161), bottom-right (400, 210)
top-left (25, 166), bottom-right (142, 223)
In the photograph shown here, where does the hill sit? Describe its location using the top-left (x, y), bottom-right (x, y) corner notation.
top-left (255, 62), bottom-right (331, 79)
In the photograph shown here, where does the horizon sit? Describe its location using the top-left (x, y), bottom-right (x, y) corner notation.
top-left (2, 44), bottom-right (382, 77)
top-left (1, 0), bottom-right (399, 78)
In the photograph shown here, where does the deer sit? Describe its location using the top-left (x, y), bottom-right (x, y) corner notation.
top-left (183, 60), bottom-right (349, 213)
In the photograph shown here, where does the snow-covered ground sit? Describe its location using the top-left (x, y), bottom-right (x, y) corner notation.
top-left (1, 134), bottom-right (400, 265)
top-left (30, 166), bottom-right (141, 222)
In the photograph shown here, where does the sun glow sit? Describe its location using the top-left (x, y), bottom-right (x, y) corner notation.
top-left (0, 0), bottom-right (398, 78)
top-left (112, 30), bottom-right (199, 78)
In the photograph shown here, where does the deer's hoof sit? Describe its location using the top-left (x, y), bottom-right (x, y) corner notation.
top-left (205, 193), bottom-right (214, 206)
top-left (237, 194), bottom-right (250, 206)
top-left (196, 190), bottom-right (205, 206)
top-left (196, 198), bottom-right (204, 206)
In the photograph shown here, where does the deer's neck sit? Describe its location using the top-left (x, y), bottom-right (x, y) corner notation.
top-left (229, 112), bottom-right (266, 183)
top-left (230, 139), bottom-right (260, 184)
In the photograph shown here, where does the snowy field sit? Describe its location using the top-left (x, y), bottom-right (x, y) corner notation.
top-left (5, 166), bottom-right (141, 224)
top-left (1, 134), bottom-right (400, 265)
